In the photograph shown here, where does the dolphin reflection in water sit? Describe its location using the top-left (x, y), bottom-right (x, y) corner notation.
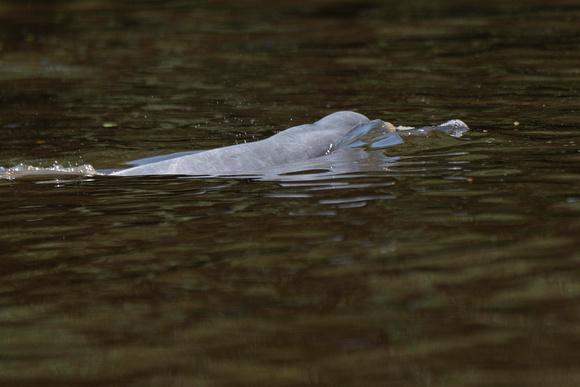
top-left (0, 111), bottom-right (469, 179)
top-left (112, 111), bottom-right (469, 178)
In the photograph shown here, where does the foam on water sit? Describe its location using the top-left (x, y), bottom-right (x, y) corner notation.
top-left (0, 163), bottom-right (97, 180)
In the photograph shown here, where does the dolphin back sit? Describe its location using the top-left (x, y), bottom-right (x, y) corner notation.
top-left (112, 111), bottom-right (370, 176)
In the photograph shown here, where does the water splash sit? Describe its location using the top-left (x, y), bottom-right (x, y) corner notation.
top-left (0, 163), bottom-right (97, 180)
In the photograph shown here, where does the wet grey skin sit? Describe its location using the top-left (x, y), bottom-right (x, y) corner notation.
top-left (111, 111), bottom-right (469, 177)
top-left (112, 111), bottom-right (374, 176)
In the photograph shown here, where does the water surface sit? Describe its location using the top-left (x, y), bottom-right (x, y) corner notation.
top-left (1, 0), bottom-right (579, 386)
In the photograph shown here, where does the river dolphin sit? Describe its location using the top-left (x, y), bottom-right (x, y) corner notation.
top-left (112, 111), bottom-right (468, 177)
top-left (0, 111), bottom-right (469, 179)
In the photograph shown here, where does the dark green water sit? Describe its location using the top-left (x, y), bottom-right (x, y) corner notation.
top-left (1, 0), bottom-right (579, 385)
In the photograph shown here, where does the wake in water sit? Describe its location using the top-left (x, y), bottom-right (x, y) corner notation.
top-left (0, 164), bottom-right (98, 180)
top-left (0, 112), bottom-right (469, 180)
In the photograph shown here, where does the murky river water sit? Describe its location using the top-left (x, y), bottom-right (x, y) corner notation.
top-left (1, 0), bottom-right (579, 385)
